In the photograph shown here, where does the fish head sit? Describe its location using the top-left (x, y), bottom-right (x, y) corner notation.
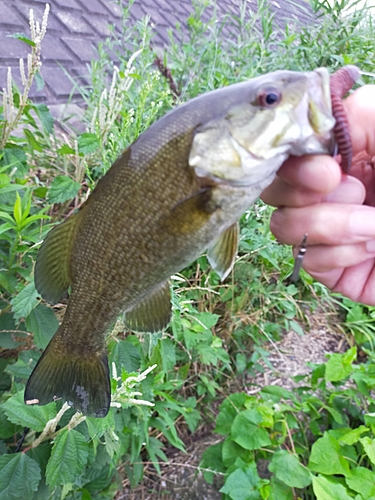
top-left (189, 68), bottom-right (335, 187)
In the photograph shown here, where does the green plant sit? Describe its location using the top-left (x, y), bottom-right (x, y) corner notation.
top-left (201, 346), bottom-right (375, 499)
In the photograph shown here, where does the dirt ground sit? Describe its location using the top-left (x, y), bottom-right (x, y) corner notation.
top-left (116, 309), bottom-right (349, 499)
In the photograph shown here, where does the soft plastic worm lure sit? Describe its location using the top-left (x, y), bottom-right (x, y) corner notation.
top-left (289, 65), bottom-right (360, 282)
top-left (330, 65), bottom-right (360, 172)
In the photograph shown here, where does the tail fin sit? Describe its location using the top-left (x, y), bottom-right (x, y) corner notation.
top-left (24, 332), bottom-right (110, 418)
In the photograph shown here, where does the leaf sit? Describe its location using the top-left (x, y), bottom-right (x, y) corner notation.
top-left (146, 437), bottom-right (168, 474)
top-left (161, 338), bottom-right (176, 373)
top-left (13, 192), bottom-right (22, 225)
top-left (78, 133), bottom-right (100, 155)
top-left (26, 303), bottom-right (59, 349)
top-left (312, 475), bottom-right (354, 500)
top-left (346, 467), bottom-right (375, 499)
top-left (34, 72), bottom-right (45, 91)
top-left (11, 281), bottom-right (40, 321)
top-left (2, 390), bottom-right (56, 431)
top-left (215, 393), bottom-right (248, 435)
top-left (46, 428), bottom-right (89, 488)
top-left (325, 347), bottom-right (356, 382)
top-left (24, 129), bottom-right (43, 152)
top-left (0, 407), bottom-right (20, 439)
top-left (269, 450), bottom-right (311, 488)
top-left (47, 175), bottom-right (81, 204)
top-left (110, 339), bottom-right (141, 373)
top-left (269, 477), bottom-right (293, 500)
top-left (57, 144), bottom-right (75, 155)
top-left (0, 453), bottom-right (41, 499)
top-left (232, 410), bottom-right (271, 450)
top-left (34, 104), bottom-right (54, 134)
top-left (360, 436), bottom-right (375, 465)
top-left (220, 462), bottom-right (261, 499)
top-left (308, 433), bottom-right (350, 476)
top-left (338, 426), bottom-right (369, 445)
top-left (7, 33), bottom-right (36, 47)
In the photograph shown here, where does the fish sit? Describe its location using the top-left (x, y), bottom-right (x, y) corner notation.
top-left (24, 67), bottom-right (337, 417)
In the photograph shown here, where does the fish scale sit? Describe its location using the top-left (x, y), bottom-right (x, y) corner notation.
top-left (25, 68), bottom-right (344, 416)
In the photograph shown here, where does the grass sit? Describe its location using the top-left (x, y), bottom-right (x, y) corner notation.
top-left (1, 0), bottom-right (375, 498)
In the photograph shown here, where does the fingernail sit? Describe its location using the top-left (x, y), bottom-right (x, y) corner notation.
top-left (324, 177), bottom-right (365, 204)
top-left (367, 240), bottom-right (375, 253)
top-left (350, 209), bottom-right (375, 236)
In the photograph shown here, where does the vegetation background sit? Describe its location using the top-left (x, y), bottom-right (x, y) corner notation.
top-left (1, 0), bottom-right (375, 498)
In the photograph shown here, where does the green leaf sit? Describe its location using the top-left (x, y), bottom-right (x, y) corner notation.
top-left (0, 453), bottom-right (41, 499)
top-left (269, 450), bottom-right (311, 488)
top-left (57, 144), bottom-right (75, 155)
top-left (338, 426), bottom-right (369, 445)
top-left (34, 72), bottom-right (45, 91)
top-left (146, 437), bottom-right (168, 474)
top-left (232, 410), bottom-right (271, 450)
top-left (34, 104), bottom-right (54, 134)
top-left (7, 33), bottom-right (35, 47)
top-left (46, 428), bottom-right (89, 488)
top-left (11, 281), bottom-right (40, 321)
top-left (26, 303), bottom-right (59, 349)
top-left (308, 433), bottom-right (350, 476)
top-left (0, 407), bottom-right (20, 439)
top-left (13, 192), bottom-right (22, 225)
top-left (312, 475), bottom-right (353, 500)
top-left (360, 436), bottom-right (375, 465)
top-left (220, 462), bottom-right (261, 499)
top-left (346, 467), bottom-right (375, 499)
top-left (2, 390), bottom-right (56, 431)
top-left (215, 393), bottom-right (248, 435)
top-left (78, 133), bottom-right (100, 155)
top-left (325, 347), bottom-right (356, 382)
top-left (47, 175), bottom-right (81, 204)
top-left (110, 339), bottom-right (141, 373)
top-left (269, 477), bottom-right (293, 500)
top-left (24, 129), bottom-right (43, 152)
top-left (161, 338), bottom-right (176, 373)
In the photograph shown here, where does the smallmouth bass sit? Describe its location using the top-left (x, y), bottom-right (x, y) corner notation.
top-left (25, 68), bottom-right (339, 417)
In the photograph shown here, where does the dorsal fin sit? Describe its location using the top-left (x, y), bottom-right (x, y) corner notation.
top-left (207, 222), bottom-right (239, 281)
top-left (35, 209), bottom-right (85, 304)
top-left (124, 281), bottom-right (171, 333)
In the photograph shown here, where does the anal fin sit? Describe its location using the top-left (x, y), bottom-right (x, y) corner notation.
top-left (35, 209), bottom-right (85, 304)
top-left (207, 222), bottom-right (239, 281)
top-left (124, 281), bottom-right (171, 333)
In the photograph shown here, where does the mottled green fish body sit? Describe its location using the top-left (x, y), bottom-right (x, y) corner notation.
top-left (25, 68), bottom-right (335, 416)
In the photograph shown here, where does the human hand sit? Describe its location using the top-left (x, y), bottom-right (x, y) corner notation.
top-left (261, 85), bottom-right (375, 305)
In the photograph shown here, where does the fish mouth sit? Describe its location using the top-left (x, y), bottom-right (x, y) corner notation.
top-left (304, 68), bottom-right (336, 155)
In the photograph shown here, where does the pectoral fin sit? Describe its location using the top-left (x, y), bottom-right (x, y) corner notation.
top-left (35, 209), bottom-right (85, 304)
top-left (207, 222), bottom-right (239, 281)
top-left (124, 281), bottom-right (171, 333)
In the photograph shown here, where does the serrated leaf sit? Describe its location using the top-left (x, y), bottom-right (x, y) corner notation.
top-left (146, 437), bottom-right (168, 474)
top-left (220, 462), bottom-right (261, 499)
top-left (78, 133), bottom-right (100, 155)
top-left (11, 281), bottom-right (40, 321)
top-left (325, 347), bottom-right (356, 382)
top-left (0, 453), bottom-right (41, 499)
top-left (46, 428), bottom-right (89, 488)
top-left (269, 450), bottom-right (311, 488)
top-left (232, 409), bottom-right (271, 450)
top-left (2, 390), bottom-right (56, 431)
top-left (0, 407), bottom-right (20, 439)
top-left (308, 433), bottom-right (350, 476)
top-left (110, 339), bottom-right (141, 373)
top-left (161, 338), bottom-right (176, 373)
top-left (26, 303), bottom-right (59, 349)
top-left (86, 410), bottom-right (115, 439)
top-left (346, 467), bottom-right (375, 498)
top-left (47, 175), bottom-right (81, 204)
top-left (312, 475), bottom-right (353, 500)
top-left (360, 436), bottom-right (375, 465)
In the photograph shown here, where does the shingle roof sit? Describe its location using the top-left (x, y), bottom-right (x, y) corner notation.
top-left (0, 0), bottom-right (313, 104)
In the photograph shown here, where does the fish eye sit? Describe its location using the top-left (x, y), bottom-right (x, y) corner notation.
top-left (257, 88), bottom-right (282, 108)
